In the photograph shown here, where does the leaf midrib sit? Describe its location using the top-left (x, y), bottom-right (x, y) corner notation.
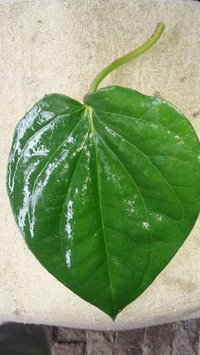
top-left (89, 107), bottom-right (116, 316)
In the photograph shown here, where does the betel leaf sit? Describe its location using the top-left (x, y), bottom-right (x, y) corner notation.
top-left (7, 23), bottom-right (200, 319)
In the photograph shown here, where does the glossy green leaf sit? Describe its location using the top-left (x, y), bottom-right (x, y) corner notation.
top-left (7, 86), bottom-right (200, 319)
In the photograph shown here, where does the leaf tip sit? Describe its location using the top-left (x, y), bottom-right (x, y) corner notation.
top-left (111, 314), bottom-right (118, 321)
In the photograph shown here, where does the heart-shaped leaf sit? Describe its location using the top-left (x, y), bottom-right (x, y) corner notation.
top-left (7, 86), bottom-right (200, 319)
top-left (7, 24), bottom-right (200, 319)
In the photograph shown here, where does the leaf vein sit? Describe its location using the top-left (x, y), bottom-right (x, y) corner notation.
top-left (11, 107), bottom-right (84, 179)
top-left (94, 112), bottom-right (184, 221)
top-left (95, 131), bottom-right (153, 283)
top-left (94, 108), bottom-right (194, 153)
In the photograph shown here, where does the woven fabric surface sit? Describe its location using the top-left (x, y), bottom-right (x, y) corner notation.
top-left (0, 0), bottom-right (200, 330)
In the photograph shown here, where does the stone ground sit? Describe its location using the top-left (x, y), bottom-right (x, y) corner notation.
top-left (43, 318), bottom-right (200, 354)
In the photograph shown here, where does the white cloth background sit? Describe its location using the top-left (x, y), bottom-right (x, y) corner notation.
top-left (0, 0), bottom-right (200, 330)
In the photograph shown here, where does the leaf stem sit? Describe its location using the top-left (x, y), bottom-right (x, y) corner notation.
top-left (88, 23), bottom-right (165, 94)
